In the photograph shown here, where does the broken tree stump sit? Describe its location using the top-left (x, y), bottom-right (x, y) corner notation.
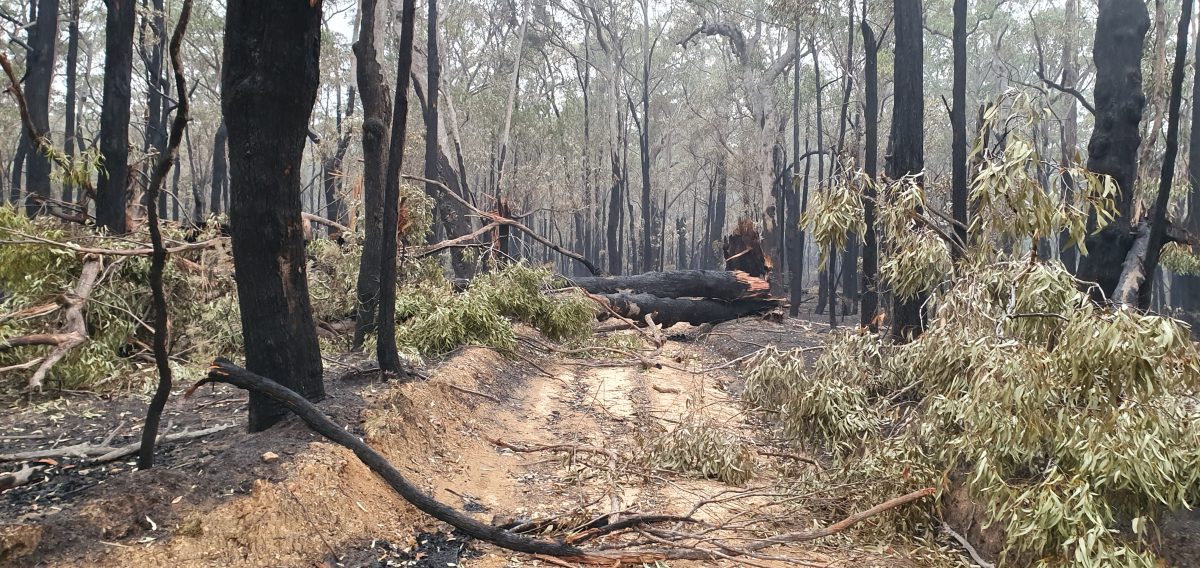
top-left (723, 218), bottom-right (772, 278)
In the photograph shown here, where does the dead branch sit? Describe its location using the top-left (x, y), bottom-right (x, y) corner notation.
top-left (942, 523), bottom-right (995, 568)
top-left (0, 464), bottom-right (40, 491)
top-left (302, 212), bottom-right (352, 235)
top-left (1032, 27), bottom-right (1095, 116)
top-left (403, 174), bottom-right (600, 275)
top-left (0, 227), bottom-right (225, 257)
top-left (0, 423), bottom-right (231, 463)
top-left (410, 221), bottom-right (500, 258)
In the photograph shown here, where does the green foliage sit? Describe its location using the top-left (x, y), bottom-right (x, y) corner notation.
top-left (745, 260), bottom-right (1200, 566)
top-left (1159, 243), bottom-right (1200, 277)
top-left (802, 164), bottom-right (867, 266)
top-left (647, 397), bottom-right (755, 485)
top-left (393, 262), bottom-right (595, 356)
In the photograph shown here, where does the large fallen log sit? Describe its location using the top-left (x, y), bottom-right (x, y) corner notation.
top-left (568, 270), bottom-right (770, 301)
top-left (594, 293), bottom-right (780, 328)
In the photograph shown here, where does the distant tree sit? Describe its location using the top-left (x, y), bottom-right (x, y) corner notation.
top-left (222, 0), bottom-right (325, 431)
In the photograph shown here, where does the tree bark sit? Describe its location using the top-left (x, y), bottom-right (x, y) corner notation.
top-left (222, 0), bottom-right (326, 431)
top-left (376, 0), bottom-right (418, 376)
top-left (63, 0), bottom-right (79, 206)
top-left (97, 0), bottom-right (137, 234)
top-left (1058, 0), bottom-right (1080, 271)
top-left (23, 0), bottom-right (59, 216)
top-left (143, 0), bottom-right (168, 220)
top-left (888, 0), bottom-right (927, 342)
top-left (1074, 0), bottom-right (1151, 301)
top-left (352, 0), bottom-right (391, 350)
top-left (323, 86), bottom-right (356, 234)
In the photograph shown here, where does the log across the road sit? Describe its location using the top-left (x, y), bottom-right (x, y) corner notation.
top-left (595, 293), bottom-right (780, 327)
top-left (568, 270), bottom-right (770, 301)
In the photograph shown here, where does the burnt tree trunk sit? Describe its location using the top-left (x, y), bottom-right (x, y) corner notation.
top-left (860, 20), bottom-right (881, 329)
top-left (24, 0), bottom-right (58, 215)
top-left (1075, 0), bottom-right (1151, 300)
top-left (951, 0), bottom-right (969, 251)
top-left (323, 86), bottom-right (356, 234)
top-left (222, 0), bottom-right (326, 431)
top-left (1058, 0), bottom-right (1081, 271)
top-left (788, 30), bottom-right (804, 317)
top-left (352, 0), bottom-right (391, 350)
top-left (596, 294), bottom-right (780, 328)
top-left (62, 0), bottom-right (80, 205)
top-left (376, 0), bottom-right (418, 376)
top-left (97, 0), bottom-right (137, 233)
top-left (888, 0), bottom-right (927, 342)
top-left (569, 270), bottom-right (770, 301)
top-left (143, 0), bottom-right (168, 219)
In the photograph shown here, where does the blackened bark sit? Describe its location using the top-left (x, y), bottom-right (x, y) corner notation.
top-left (97, 0), bottom-right (136, 233)
top-left (597, 294), bottom-right (780, 328)
top-left (789, 31), bottom-right (803, 317)
top-left (351, 0), bottom-right (390, 350)
top-left (1058, 0), bottom-right (1080, 271)
top-left (10, 135), bottom-right (27, 204)
top-left (222, 0), bottom-right (325, 431)
top-left (323, 86), bottom-right (356, 233)
top-left (24, 0), bottom-right (58, 216)
top-left (606, 151), bottom-right (623, 275)
top-left (62, 0), bottom-right (80, 204)
top-left (676, 217), bottom-right (687, 269)
top-left (710, 155), bottom-right (728, 269)
top-left (889, 0), bottom-right (927, 342)
top-left (638, 0), bottom-right (654, 273)
top-left (569, 269), bottom-right (770, 301)
top-left (860, 20), bottom-right (880, 329)
top-left (376, 0), bottom-right (418, 376)
top-left (144, 0), bottom-right (168, 219)
top-left (951, 0), bottom-right (969, 252)
top-left (209, 121), bottom-right (227, 215)
top-left (1075, 0), bottom-right (1151, 300)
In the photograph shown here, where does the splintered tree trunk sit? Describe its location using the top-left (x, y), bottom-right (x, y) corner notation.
top-left (352, 0), bottom-right (391, 350)
top-left (860, 20), bottom-right (880, 329)
top-left (1075, 0), bottom-right (1151, 300)
top-left (209, 121), bottom-right (227, 215)
top-left (24, 0), bottom-right (58, 215)
top-left (97, 0), bottom-right (136, 234)
top-left (222, 0), bottom-right (325, 431)
top-left (889, 0), bottom-right (927, 342)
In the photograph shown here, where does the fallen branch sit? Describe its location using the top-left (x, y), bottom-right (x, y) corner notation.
top-left (0, 423), bottom-right (231, 463)
top-left (302, 212), bottom-right (352, 236)
top-left (0, 464), bottom-right (40, 491)
top-left (0, 227), bottom-right (225, 257)
top-left (0, 257), bottom-right (102, 391)
top-left (567, 270), bottom-right (770, 301)
top-left (411, 221), bottom-right (500, 257)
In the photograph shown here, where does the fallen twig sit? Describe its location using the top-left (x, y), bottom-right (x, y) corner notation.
top-left (942, 523), bottom-right (995, 568)
top-left (445, 383), bottom-right (502, 403)
top-left (0, 423), bottom-right (231, 463)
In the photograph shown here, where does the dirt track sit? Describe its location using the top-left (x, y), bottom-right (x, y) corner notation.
top-left (2, 318), bottom-right (931, 567)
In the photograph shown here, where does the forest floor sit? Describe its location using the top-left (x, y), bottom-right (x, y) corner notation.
top-left (1, 315), bottom-right (952, 568)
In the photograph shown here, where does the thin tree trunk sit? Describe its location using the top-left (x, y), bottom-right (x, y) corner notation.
top-left (1058, 0), bottom-right (1080, 271)
top-left (789, 29), bottom-right (803, 317)
top-left (951, 0), bottom-right (969, 251)
top-left (63, 0), bottom-right (80, 205)
top-left (209, 121), bottom-right (227, 216)
top-left (376, 0), bottom-right (418, 376)
top-left (222, 0), bottom-right (326, 431)
top-left (860, 19), bottom-right (880, 329)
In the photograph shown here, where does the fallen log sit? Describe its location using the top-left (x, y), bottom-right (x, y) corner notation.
top-left (567, 270), bottom-right (770, 301)
top-left (595, 293), bottom-right (780, 328)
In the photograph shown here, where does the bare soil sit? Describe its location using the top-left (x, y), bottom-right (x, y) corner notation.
top-left (1, 317), bottom-right (935, 568)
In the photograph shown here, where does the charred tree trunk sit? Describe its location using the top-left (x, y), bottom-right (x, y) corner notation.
top-left (10, 135), bottom-right (27, 204)
top-left (209, 121), bottom-right (227, 216)
top-left (97, 0), bottom-right (137, 234)
top-left (323, 87), bottom-right (356, 234)
top-left (1117, 0), bottom-right (1192, 308)
top-left (788, 31), bottom-right (804, 317)
top-left (1058, 0), bottom-right (1081, 271)
top-left (376, 0), bottom-right (418, 376)
top-left (860, 20), bottom-right (880, 329)
top-left (951, 0), bottom-right (969, 251)
top-left (352, 0), bottom-right (391, 350)
top-left (24, 0), bottom-right (59, 216)
top-left (143, 0), bottom-right (168, 220)
top-left (1075, 0), bottom-right (1151, 300)
top-left (570, 270), bottom-right (770, 301)
top-left (222, 0), bottom-right (325, 431)
top-left (888, 0), bottom-right (927, 342)
top-left (597, 294), bottom-right (779, 328)
top-left (62, 0), bottom-right (80, 205)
